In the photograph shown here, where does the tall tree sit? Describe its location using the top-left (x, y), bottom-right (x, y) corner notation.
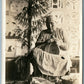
top-left (14, 0), bottom-right (51, 81)
top-left (15, 0), bottom-right (50, 53)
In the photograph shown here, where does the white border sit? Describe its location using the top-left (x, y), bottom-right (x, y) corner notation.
top-left (79, 0), bottom-right (82, 83)
top-left (1, 0), bottom-right (82, 84)
top-left (2, 0), bottom-right (6, 84)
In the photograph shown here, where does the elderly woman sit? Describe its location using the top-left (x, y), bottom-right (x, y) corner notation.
top-left (35, 15), bottom-right (69, 54)
top-left (28, 14), bottom-right (72, 82)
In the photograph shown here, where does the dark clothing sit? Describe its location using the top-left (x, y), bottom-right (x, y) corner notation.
top-left (35, 29), bottom-right (60, 54)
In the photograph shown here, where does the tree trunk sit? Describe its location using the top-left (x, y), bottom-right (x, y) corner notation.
top-left (27, 16), bottom-right (32, 53)
top-left (27, 0), bottom-right (32, 53)
top-left (26, 0), bottom-right (32, 82)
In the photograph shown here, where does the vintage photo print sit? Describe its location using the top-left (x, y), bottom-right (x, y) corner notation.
top-left (2, 0), bottom-right (82, 84)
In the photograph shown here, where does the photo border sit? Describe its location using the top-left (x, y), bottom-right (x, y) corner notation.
top-left (0, 0), bottom-right (2, 84)
top-left (82, 0), bottom-right (84, 84)
top-left (0, 0), bottom-right (83, 84)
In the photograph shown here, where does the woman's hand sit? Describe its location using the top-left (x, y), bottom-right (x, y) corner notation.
top-left (56, 39), bottom-right (63, 46)
top-left (56, 39), bottom-right (68, 50)
top-left (47, 39), bottom-right (54, 43)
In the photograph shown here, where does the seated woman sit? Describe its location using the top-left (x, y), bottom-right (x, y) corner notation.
top-left (35, 15), bottom-right (69, 54)
top-left (28, 14), bottom-right (72, 82)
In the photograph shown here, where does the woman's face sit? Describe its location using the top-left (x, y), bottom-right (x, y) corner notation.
top-left (46, 15), bottom-right (57, 33)
top-left (50, 20), bottom-right (56, 33)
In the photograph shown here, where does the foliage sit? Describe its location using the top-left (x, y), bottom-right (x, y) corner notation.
top-left (14, 0), bottom-right (50, 51)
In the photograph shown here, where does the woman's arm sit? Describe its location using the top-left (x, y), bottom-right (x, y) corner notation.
top-left (58, 42), bottom-right (69, 50)
top-left (56, 30), bottom-right (69, 50)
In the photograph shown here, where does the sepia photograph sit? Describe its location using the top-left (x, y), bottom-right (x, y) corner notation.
top-left (3, 0), bottom-right (82, 84)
